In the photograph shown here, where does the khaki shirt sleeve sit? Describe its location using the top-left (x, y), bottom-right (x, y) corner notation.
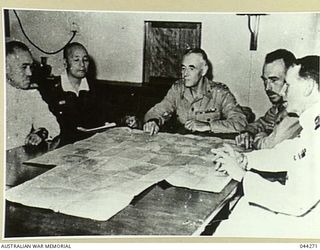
top-left (143, 84), bottom-right (178, 125)
top-left (254, 116), bottom-right (302, 149)
top-left (245, 106), bottom-right (278, 136)
top-left (208, 90), bottom-right (247, 133)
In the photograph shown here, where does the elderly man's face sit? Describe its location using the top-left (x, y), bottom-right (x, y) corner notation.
top-left (65, 46), bottom-right (89, 79)
top-left (284, 65), bottom-right (307, 114)
top-left (181, 53), bottom-right (207, 88)
top-left (261, 59), bottom-right (287, 104)
top-left (6, 49), bottom-right (33, 89)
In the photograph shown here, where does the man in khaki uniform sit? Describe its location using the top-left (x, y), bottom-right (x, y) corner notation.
top-left (236, 49), bottom-right (302, 149)
top-left (143, 48), bottom-right (247, 135)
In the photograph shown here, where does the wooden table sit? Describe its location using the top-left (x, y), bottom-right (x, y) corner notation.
top-left (5, 133), bottom-right (241, 237)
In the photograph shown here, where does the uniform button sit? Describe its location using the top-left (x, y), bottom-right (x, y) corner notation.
top-left (207, 118), bottom-right (211, 122)
top-left (59, 111), bottom-right (63, 115)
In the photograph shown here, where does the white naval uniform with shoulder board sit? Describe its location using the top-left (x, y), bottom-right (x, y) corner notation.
top-left (215, 101), bottom-right (320, 238)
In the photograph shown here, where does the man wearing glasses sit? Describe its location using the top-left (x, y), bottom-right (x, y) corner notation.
top-left (236, 49), bottom-right (302, 150)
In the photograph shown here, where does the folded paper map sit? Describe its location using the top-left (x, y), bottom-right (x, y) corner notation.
top-left (6, 128), bottom-right (232, 221)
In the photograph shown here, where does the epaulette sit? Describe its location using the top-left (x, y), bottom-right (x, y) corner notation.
top-left (211, 81), bottom-right (230, 91)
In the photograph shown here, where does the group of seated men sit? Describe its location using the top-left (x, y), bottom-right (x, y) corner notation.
top-left (6, 41), bottom-right (139, 148)
top-left (5, 40), bottom-right (320, 237)
top-left (5, 41), bottom-right (301, 150)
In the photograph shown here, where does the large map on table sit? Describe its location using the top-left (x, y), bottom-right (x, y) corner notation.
top-left (6, 128), bottom-right (232, 221)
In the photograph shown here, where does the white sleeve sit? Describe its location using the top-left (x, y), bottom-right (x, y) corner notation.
top-left (33, 91), bottom-right (60, 139)
top-left (246, 136), bottom-right (301, 172)
top-left (243, 170), bottom-right (319, 216)
top-left (244, 130), bottom-right (320, 216)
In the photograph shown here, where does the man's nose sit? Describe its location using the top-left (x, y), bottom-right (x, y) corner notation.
top-left (265, 80), bottom-right (272, 91)
top-left (183, 69), bottom-right (189, 77)
top-left (279, 83), bottom-right (288, 97)
top-left (26, 66), bottom-right (32, 76)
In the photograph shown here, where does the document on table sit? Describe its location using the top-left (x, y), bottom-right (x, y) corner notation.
top-left (77, 122), bottom-right (116, 132)
top-left (6, 157), bottom-right (165, 221)
top-left (7, 127), bottom-right (235, 221)
top-left (165, 164), bottom-right (231, 193)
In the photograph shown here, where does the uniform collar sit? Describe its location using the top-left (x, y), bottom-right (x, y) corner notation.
top-left (202, 77), bottom-right (213, 98)
top-left (61, 71), bottom-right (89, 96)
top-left (182, 77), bottom-right (211, 102)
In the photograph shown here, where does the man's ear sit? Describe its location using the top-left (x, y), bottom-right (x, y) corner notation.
top-left (201, 64), bottom-right (208, 77)
top-left (5, 60), bottom-right (12, 82)
top-left (304, 79), bottom-right (316, 96)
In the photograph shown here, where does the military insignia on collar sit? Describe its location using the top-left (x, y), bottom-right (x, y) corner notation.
top-left (293, 148), bottom-right (306, 161)
top-left (315, 115), bottom-right (320, 130)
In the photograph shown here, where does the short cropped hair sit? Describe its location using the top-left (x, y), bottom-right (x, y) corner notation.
top-left (63, 42), bottom-right (88, 59)
top-left (265, 49), bottom-right (296, 69)
top-left (6, 41), bottom-right (30, 56)
top-left (295, 55), bottom-right (319, 85)
top-left (184, 48), bottom-right (209, 66)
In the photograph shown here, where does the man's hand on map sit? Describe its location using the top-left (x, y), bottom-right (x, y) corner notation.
top-left (211, 144), bottom-right (247, 182)
top-left (235, 131), bottom-right (254, 149)
top-left (25, 127), bottom-right (48, 147)
top-left (143, 120), bottom-right (160, 136)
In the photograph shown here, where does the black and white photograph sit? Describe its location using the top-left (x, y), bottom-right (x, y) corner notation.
top-left (3, 7), bottom-right (320, 240)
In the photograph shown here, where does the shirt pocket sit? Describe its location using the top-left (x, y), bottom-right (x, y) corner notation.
top-left (196, 110), bottom-right (221, 123)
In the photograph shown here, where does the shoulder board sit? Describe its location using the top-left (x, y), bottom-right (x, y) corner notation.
top-left (211, 81), bottom-right (230, 91)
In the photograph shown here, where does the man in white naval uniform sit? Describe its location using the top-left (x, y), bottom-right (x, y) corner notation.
top-left (212, 55), bottom-right (320, 238)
